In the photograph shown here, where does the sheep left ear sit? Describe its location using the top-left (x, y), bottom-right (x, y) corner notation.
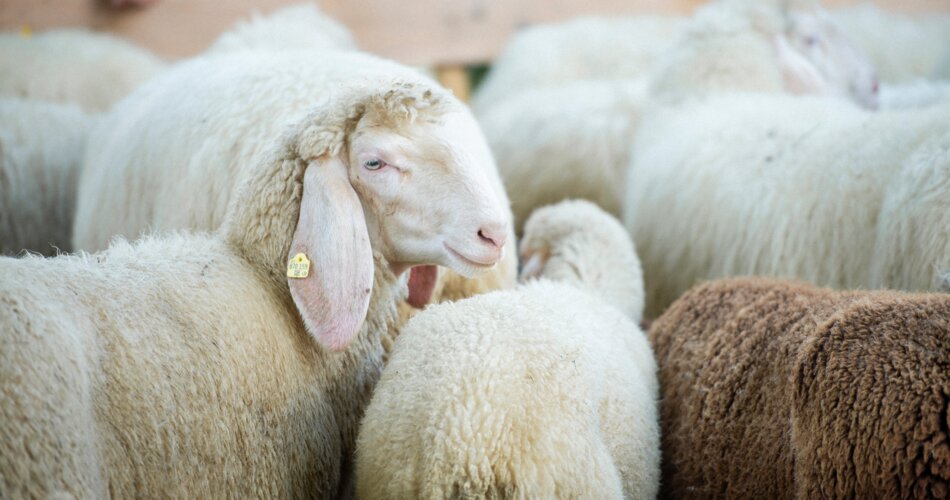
top-left (773, 34), bottom-right (829, 95)
top-left (288, 157), bottom-right (373, 352)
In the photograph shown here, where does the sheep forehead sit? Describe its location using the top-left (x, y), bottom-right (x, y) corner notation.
top-left (407, 111), bottom-right (491, 177)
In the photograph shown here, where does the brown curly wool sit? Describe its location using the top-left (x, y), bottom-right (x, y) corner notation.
top-left (649, 277), bottom-right (950, 499)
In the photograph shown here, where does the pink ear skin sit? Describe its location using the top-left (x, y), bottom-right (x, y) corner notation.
top-left (773, 35), bottom-right (830, 95)
top-left (288, 158), bottom-right (374, 352)
top-left (407, 265), bottom-right (438, 309)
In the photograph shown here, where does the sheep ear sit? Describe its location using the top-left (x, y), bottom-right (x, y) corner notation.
top-left (288, 157), bottom-right (373, 352)
top-left (774, 35), bottom-right (829, 95)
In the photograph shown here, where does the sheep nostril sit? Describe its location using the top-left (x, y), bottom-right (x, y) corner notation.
top-left (477, 226), bottom-right (508, 249)
top-left (478, 229), bottom-right (498, 247)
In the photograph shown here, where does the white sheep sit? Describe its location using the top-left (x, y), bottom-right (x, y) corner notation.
top-left (356, 200), bottom-right (659, 499)
top-left (648, 0), bottom-right (879, 109)
top-left (879, 79), bottom-right (950, 109)
top-left (471, 15), bottom-right (686, 112)
top-left (0, 98), bottom-right (97, 256)
top-left (832, 3), bottom-right (950, 83)
top-left (72, 50), bottom-right (516, 318)
top-left (205, 3), bottom-right (356, 54)
top-left (0, 29), bottom-right (165, 112)
top-left (623, 92), bottom-right (950, 317)
top-left (478, 79), bottom-right (647, 232)
top-left (0, 75), bottom-right (510, 498)
top-left (869, 130), bottom-right (950, 293)
top-left (478, 0), bottom-right (877, 234)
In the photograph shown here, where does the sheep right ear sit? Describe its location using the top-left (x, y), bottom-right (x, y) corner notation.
top-left (773, 34), bottom-right (829, 95)
top-left (287, 157), bottom-right (373, 352)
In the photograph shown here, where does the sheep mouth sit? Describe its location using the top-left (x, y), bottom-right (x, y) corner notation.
top-left (444, 244), bottom-right (496, 269)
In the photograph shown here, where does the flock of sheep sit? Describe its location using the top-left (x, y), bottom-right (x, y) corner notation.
top-left (1, 0), bottom-right (949, 497)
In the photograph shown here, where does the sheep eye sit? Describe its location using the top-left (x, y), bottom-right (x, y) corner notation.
top-left (805, 36), bottom-right (819, 47)
top-left (363, 158), bottom-right (385, 171)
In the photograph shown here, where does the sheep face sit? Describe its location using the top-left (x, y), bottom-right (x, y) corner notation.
top-left (347, 109), bottom-right (510, 279)
top-left (785, 7), bottom-right (880, 109)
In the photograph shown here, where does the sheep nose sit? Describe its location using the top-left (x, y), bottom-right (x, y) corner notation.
top-left (477, 224), bottom-right (507, 249)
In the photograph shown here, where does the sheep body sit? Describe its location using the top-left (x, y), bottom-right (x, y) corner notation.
top-left (478, 79), bottom-right (647, 232)
top-left (357, 201), bottom-right (659, 499)
top-left (472, 15), bottom-right (684, 111)
top-left (206, 3), bottom-right (356, 54)
top-left (870, 130), bottom-right (950, 291)
top-left (650, 277), bottom-right (950, 498)
top-left (0, 98), bottom-right (96, 255)
top-left (880, 80), bottom-right (950, 109)
top-left (73, 50), bottom-right (516, 311)
top-left (624, 93), bottom-right (950, 317)
top-left (1, 235), bottom-right (393, 498)
top-left (0, 29), bottom-right (165, 112)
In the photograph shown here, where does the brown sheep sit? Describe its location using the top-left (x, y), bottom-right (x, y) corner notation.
top-left (649, 277), bottom-right (950, 499)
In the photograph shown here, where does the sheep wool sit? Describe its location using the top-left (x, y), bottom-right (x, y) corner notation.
top-left (472, 15), bottom-right (685, 112)
top-left (478, 79), bottom-right (647, 233)
top-left (0, 29), bottom-right (165, 112)
top-left (0, 98), bottom-right (96, 255)
top-left (205, 3), bottom-right (356, 54)
top-left (870, 130), bottom-right (950, 292)
top-left (356, 201), bottom-right (659, 499)
top-left (649, 278), bottom-right (950, 499)
top-left (625, 93), bottom-right (950, 317)
top-left (0, 140), bottom-right (399, 499)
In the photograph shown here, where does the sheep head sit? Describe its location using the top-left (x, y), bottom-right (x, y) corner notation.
top-left (657, 0), bottom-right (879, 109)
top-left (781, 5), bottom-right (880, 109)
top-left (226, 77), bottom-right (509, 351)
top-left (519, 200), bottom-right (645, 323)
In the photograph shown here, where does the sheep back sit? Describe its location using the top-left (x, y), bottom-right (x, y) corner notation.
top-left (0, 234), bottom-right (391, 497)
top-left (650, 277), bottom-right (950, 499)
top-left (357, 282), bottom-right (660, 499)
top-left (0, 29), bottom-right (165, 112)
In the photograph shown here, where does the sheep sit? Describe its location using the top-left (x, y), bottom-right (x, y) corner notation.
top-left (478, 79), bottom-right (647, 232)
top-left (205, 3), bottom-right (356, 54)
top-left (0, 29), bottom-right (165, 112)
top-left (869, 130), bottom-right (950, 292)
top-left (478, 0), bottom-right (877, 235)
top-left (832, 3), bottom-right (950, 83)
top-left (649, 277), bottom-right (950, 499)
top-left (471, 15), bottom-right (686, 112)
top-left (879, 79), bottom-right (950, 109)
top-left (624, 92), bottom-right (950, 318)
top-left (72, 50), bottom-right (517, 322)
top-left (0, 76), bottom-right (511, 498)
top-left (355, 200), bottom-right (659, 499)
top-left (0, 98), bottom-right (97, 256)
top-left (648, 0), bottom-right (879, 109)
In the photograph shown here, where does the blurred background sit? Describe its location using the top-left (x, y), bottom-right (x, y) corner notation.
top-left (2, 0), bottom-right (947, 100)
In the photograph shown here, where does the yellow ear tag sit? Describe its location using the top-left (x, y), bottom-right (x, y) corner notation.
top-left (20, 25), bottom-right (33, 38)
top-left (286, 253), bottom-right (311, 279)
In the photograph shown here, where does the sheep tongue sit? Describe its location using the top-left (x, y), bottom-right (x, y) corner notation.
top-left (407, 265), bottom-right (437, 309)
